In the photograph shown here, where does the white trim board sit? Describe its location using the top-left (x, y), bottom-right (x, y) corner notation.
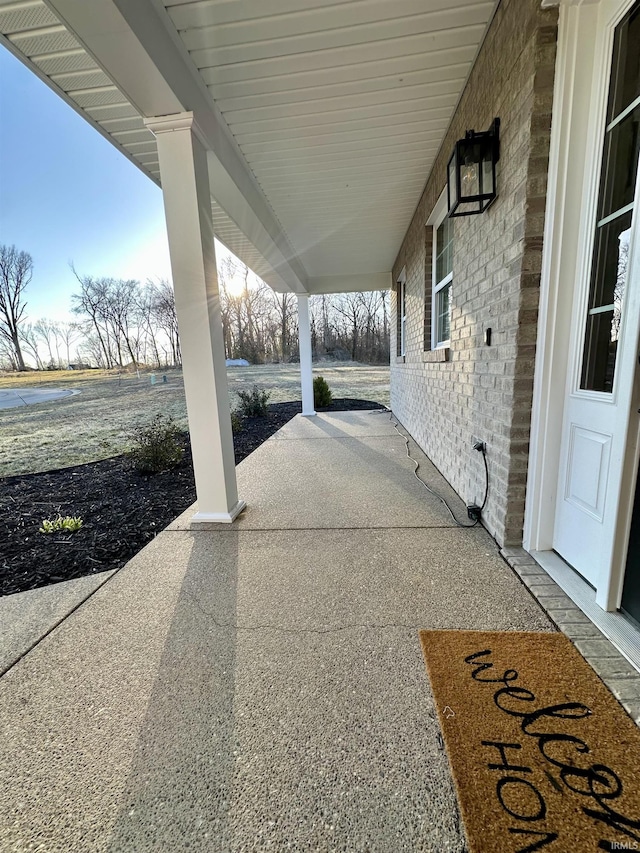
top-left (524, 0), bottom-right (640, 613)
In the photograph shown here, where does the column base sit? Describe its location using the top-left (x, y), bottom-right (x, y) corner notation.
top-left (190, 500), bottom-right (246, 525)
top-left (302, 410), bottom-right (317, 417)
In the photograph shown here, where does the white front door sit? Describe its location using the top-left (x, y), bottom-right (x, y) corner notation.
top-left (553, 0), bottom-right (640, 599)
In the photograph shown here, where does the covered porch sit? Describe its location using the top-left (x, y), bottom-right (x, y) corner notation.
top-left (2, 411), bottom-right (640, 849)
top-left (0, 0), bottom-right (501, 523)
top-left (2, 1), bottom-right (640, 845)
top-left (0, 412), bottom-right (548, 849)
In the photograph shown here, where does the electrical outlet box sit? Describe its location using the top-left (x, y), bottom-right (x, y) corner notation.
top-left (467, 504), bottom-right (482, 521)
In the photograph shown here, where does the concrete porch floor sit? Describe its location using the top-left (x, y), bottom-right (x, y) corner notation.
top-left (1, 410), bottom-right (635, 852)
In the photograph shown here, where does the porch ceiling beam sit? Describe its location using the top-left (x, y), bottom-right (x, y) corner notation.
top-left (45, 0), bottom-right (309, 294)
top-left (306, 273), bottom-right (392, 295)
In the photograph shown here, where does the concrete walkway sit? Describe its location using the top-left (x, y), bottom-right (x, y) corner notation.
top-left (0, 412), bottom-right (557, 851)
top-left (0, 387), bottom-right (80, 409)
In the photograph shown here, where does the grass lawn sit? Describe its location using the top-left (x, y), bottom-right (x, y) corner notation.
top-left (0, 362), bottom-right (390, 477)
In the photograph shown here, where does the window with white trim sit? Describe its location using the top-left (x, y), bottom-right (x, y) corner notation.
top-left (397, 268), bottom-right (407, 356)
top-left (431, 192), bottom-right (453, 349)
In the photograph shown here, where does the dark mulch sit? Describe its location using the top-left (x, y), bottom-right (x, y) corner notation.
top-left (1, 399), bottom-right (384, 597)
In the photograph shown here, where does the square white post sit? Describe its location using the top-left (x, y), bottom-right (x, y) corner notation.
top-left (145, 112), bottom-right (244, 523)
top-left (297, 293), bottom-right (316, 417)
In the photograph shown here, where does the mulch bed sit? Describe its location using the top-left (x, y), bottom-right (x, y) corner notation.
top-left (1, 399), bottom-right (384, 597)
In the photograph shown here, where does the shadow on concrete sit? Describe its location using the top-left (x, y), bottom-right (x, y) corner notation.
top-left (105, 532), bottom-right (240, 851)
top-left (304, 413), bottom-right (465, 526)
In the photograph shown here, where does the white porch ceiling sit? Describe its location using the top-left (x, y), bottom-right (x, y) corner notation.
top-left (0, 0), bottom-right (498, 293)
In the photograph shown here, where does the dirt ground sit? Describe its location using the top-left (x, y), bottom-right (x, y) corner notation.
top-left (0, 362), bottom-right (390, 477)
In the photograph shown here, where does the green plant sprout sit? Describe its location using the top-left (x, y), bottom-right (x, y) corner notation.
top-left (40, 515), bottom-right (84, 534)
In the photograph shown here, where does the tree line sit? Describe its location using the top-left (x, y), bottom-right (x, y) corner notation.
top-left (217, 256), bottom-right (390, 365)
top-left (0, 244), bottom-right (390, 370)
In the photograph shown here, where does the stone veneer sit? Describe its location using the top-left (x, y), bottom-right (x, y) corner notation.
top-left (391, 0), bottom-right (558, 547)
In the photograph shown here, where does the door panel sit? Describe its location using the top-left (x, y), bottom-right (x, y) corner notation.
top-left (554, 0), bottom-right (640, 593)
top-left (555, 406), bottom-right (615, 587)
top-left (565, 426), bottom-right (612, 521)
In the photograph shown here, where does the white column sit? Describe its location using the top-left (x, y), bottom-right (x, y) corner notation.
top-left (297, 293), bottom-right (316, 417)
top-left (145, 112), bottom-right (244, 523)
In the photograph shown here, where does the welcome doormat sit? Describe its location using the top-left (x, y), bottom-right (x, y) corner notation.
top-left (419, 630), bottom-right (640, 853)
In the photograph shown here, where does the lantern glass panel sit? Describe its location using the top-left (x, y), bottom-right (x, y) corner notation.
top-left (461, 160), bottom-right (480, 197)
top-left (482, 151), bottom-right (495, 199)
top-left (459, 140), bottom-right (482, 199)
top-left (448, 154), bottom-right (459, 209)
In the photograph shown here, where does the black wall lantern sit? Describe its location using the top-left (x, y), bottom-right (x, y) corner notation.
top-left (447, 117), bottom-right (500, 217)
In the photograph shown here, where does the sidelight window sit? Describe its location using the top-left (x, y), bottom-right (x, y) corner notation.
top-left (580, 1), bottom-right (640, 392)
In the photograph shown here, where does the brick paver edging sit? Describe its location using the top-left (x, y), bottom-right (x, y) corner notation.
top-left (501, 547), bottom-right (640, 725)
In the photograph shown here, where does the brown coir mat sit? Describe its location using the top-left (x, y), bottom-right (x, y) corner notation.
top-left (419, 630), bottom-right (640, 853)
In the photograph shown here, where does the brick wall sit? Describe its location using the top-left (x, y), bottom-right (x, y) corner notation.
top-left (390, 0), bottom-right (558, 547)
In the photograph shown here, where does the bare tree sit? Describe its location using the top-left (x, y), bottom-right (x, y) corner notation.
top-left (0, 244), bottom-right (32, 371)
top-left (64, 259), bottom-right (391, 369)
top-left (71, 271), bottom-right (115, 367)
top-left (357, 291), bottom-right (389, 363)
top-left (135, 283), bottom-right (162, 367)
top-left (71, 272), bottom-right (143, 367)
top-left (0, 338), bottom-right (18, 371)
top-left (34, 318), bottom-right (61, 368)
top-left (310, 291), bottom-right (389, 363)
top-left (271, 292), bottom-right (295, 361)
top-left (59, 321), bottom-right (82, 368)
top-left (18, 323), bottom-right (44, 369)
top-left (105, 278), bottom-right (139, 365)
top-left (76, 332), bottom-right (105, 368)
top-left (217, 257), bottom-right (270, 362)
top-left (150, 279), bottom-right (180, 366)
top-left (333, 293), bottom-right (365, 361)
top-left (218, 276), bottom-right (234, 359)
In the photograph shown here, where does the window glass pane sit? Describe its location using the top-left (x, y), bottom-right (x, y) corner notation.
top-left (607, 2), bottom-right (640, 122)
top-left (588, 212), bottom-right (632, 311)
top-left (598, 105), bottom-right (640, 219)
top-left (581, 310), bottom-right (617, 392)
top-left (580, 214), bottom-right (631, 391)
top-left (435, 217), bottom-right (454, 282)
top-left (436, 282), bottom-right (451, 344)
top-left (580, 3), bottom-right (638, 394)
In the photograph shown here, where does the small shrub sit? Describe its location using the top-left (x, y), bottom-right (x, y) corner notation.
top-left (313, 375), bottom-right (333, 408)
top-left (129, 414), bottom-right (184, 474)
top-left (237, 386), bottom-right (271, 418)
top-left (40, 515), bottom-right (83, 534)
top-left (230, 410), bottom-right (243, 433)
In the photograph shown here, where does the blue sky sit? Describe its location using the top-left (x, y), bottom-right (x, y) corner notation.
top-left (0, 45), bottom-right (174, 323)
